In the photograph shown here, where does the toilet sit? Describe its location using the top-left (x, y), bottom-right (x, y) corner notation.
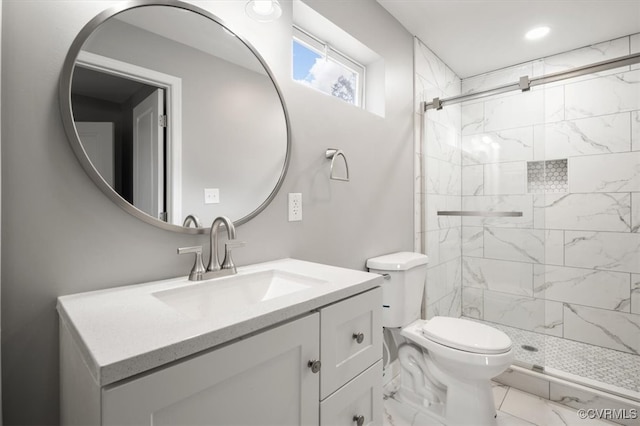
top-left (367, 252), bottom-right (514, 426)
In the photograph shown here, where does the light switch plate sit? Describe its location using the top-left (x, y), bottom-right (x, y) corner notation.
top-left (204, 188), bottom-right (220, 204)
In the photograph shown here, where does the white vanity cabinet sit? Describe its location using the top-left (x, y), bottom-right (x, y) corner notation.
top-left (98, 288), bottom-right (383, 426)
top-left (320, 287), bottom-right (382, 398)
top-left (320, 361), bottom-right (382, 426)
top-left (59, 259), bottom-right (383, 426)
top-left (101, 313), bottom-right (320, 426)
top-left (319, 287), bottom-right (383, 426)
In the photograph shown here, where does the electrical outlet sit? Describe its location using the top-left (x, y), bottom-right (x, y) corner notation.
top-left (288, 193), bottom-right (302, 221)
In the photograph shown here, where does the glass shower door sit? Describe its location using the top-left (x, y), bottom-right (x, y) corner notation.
top-left (422, 85), bottom-right (549, 372)
top-left (420, 36), bottom-right (640, 397)
top-left (456, 84), bottom-right (550, 370)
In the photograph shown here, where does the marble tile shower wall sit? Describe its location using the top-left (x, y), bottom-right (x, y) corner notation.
top-left (414, 38), bottom-right (463, 318)
top-left (458, 34), bottom-right (640, 355)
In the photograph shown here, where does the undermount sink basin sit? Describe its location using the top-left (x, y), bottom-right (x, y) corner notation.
top-left (153, 269), bottom-right (328, 320)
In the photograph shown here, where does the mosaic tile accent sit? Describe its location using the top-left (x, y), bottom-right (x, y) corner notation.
top-left (527, 159), bottom-right (568, 193)
top-left (527, 161), bottom-right (546, 193)
top-left (474, 319), bottom-right (640, 393)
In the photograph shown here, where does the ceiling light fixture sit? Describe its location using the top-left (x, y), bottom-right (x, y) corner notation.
top-left (525, 26), bottom-right (550, 40)
top-left (245, 0), bottom-right (282, 22)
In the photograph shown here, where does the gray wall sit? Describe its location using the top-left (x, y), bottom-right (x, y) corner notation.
top-left (1, 0), bottom-right (414, 424)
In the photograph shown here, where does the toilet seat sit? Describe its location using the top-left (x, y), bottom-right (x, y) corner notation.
top-left (421, 316), bottom-right (511, 354)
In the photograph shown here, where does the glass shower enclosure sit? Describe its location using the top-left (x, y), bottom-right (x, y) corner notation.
top-left (419, 43), bottom-right (640, 398)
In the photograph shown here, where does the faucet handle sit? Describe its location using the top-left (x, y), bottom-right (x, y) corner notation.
top-left (221, 240), bottom-right (246, 271)
top-left (177, 246), bottom-right (206, 281)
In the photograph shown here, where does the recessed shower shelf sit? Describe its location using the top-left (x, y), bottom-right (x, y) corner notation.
top-left (527, 159), bottom-right (568, 193)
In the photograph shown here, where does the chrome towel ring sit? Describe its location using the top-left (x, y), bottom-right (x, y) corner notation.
top-left (325, 148), bottom-right (350, 182)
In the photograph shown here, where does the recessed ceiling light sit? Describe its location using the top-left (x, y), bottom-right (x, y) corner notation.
top-left (525, 26), bottom-right (550, 40)
top-left (245, 0), bottom-right (282, 22)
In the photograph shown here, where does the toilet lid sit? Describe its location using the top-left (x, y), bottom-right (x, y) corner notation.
top-left (421, 317), bottom-right (512, 354)
top-left (366, 252), bottom-right (428, 271)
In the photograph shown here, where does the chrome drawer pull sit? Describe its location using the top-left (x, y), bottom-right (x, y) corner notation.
top-left (353, 415), bottom-right (365, 426)
top-left (352, 332), bottom-right (364, 344)
top-left (307, 360), bottom-right (321, 374)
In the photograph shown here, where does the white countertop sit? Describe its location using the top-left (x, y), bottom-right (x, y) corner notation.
top-left (57, 258), bottom-right (382, 387)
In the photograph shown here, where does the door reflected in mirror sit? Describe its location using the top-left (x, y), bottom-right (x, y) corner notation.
top-left (63, 3), bottom-right (289, 232)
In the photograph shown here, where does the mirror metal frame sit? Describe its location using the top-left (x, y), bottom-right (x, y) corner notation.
top-left (59, 0), bottom-right (291, 234)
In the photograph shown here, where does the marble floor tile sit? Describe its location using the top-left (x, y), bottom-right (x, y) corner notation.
top-left (382, 379), bottom-right (613, 426)
top-left (500, 388), bottom-right (616, 426)
top-left (383, 396), bottom-right (442, 426)
top-left (493, 381), bottom-right (510, 410)
top-left (495, 411), bottom-right (536, 426)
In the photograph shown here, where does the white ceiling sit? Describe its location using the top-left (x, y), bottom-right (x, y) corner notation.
top-left (377, 0), bottom-right (640, 79)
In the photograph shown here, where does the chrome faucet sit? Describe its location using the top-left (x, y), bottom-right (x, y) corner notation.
top-left (207, 216), bottom-right (244, 274)
top-left (177, 215), bottom-right (245, 281)
top-left (177, 246), bottom-right (206, 281)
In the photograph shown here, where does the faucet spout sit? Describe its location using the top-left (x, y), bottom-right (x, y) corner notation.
top-left (207, 216), bottom-right (238, 272)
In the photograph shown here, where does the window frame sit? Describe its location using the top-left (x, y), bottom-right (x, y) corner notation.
top-left (292, 25), bottom-right (365, 107)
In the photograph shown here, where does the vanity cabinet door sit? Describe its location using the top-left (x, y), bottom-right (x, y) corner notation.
top-left (320, 360), bottom-right (382, 426)
top-left (102, 313), bottom-right (320, 426)
top-left (320, 287), bottom-right (382, 399)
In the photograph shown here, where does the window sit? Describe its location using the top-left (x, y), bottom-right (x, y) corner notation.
top-left (292, 26), bottom-right (365, 107)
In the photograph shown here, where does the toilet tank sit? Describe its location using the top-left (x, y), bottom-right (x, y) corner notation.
top-left (366, 252), bottom-right (428, 328)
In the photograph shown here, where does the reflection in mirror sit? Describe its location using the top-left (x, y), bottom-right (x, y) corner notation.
top-left (63, 3), bottom-right (289, 232)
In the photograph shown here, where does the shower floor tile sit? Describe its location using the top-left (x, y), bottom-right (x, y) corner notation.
top-left (475, 320), bottom-right (640, 394)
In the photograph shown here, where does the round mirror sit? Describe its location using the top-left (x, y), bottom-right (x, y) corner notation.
top-left (59, 1), bottom-right (290, 233)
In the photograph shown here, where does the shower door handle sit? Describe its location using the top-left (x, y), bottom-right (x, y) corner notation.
top-left (437, 210), bottom-right (523, 217)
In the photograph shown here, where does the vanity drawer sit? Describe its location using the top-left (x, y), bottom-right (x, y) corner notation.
top-left (320, 360), bottom-right (382, 426)
top-left (320, 287), bottom-right (382, 399)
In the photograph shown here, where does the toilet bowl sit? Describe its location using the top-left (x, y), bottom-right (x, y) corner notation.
top-left (402, 318), bottom-right (514, 425)
top-left (367, 252), bottom-right (514, 426)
